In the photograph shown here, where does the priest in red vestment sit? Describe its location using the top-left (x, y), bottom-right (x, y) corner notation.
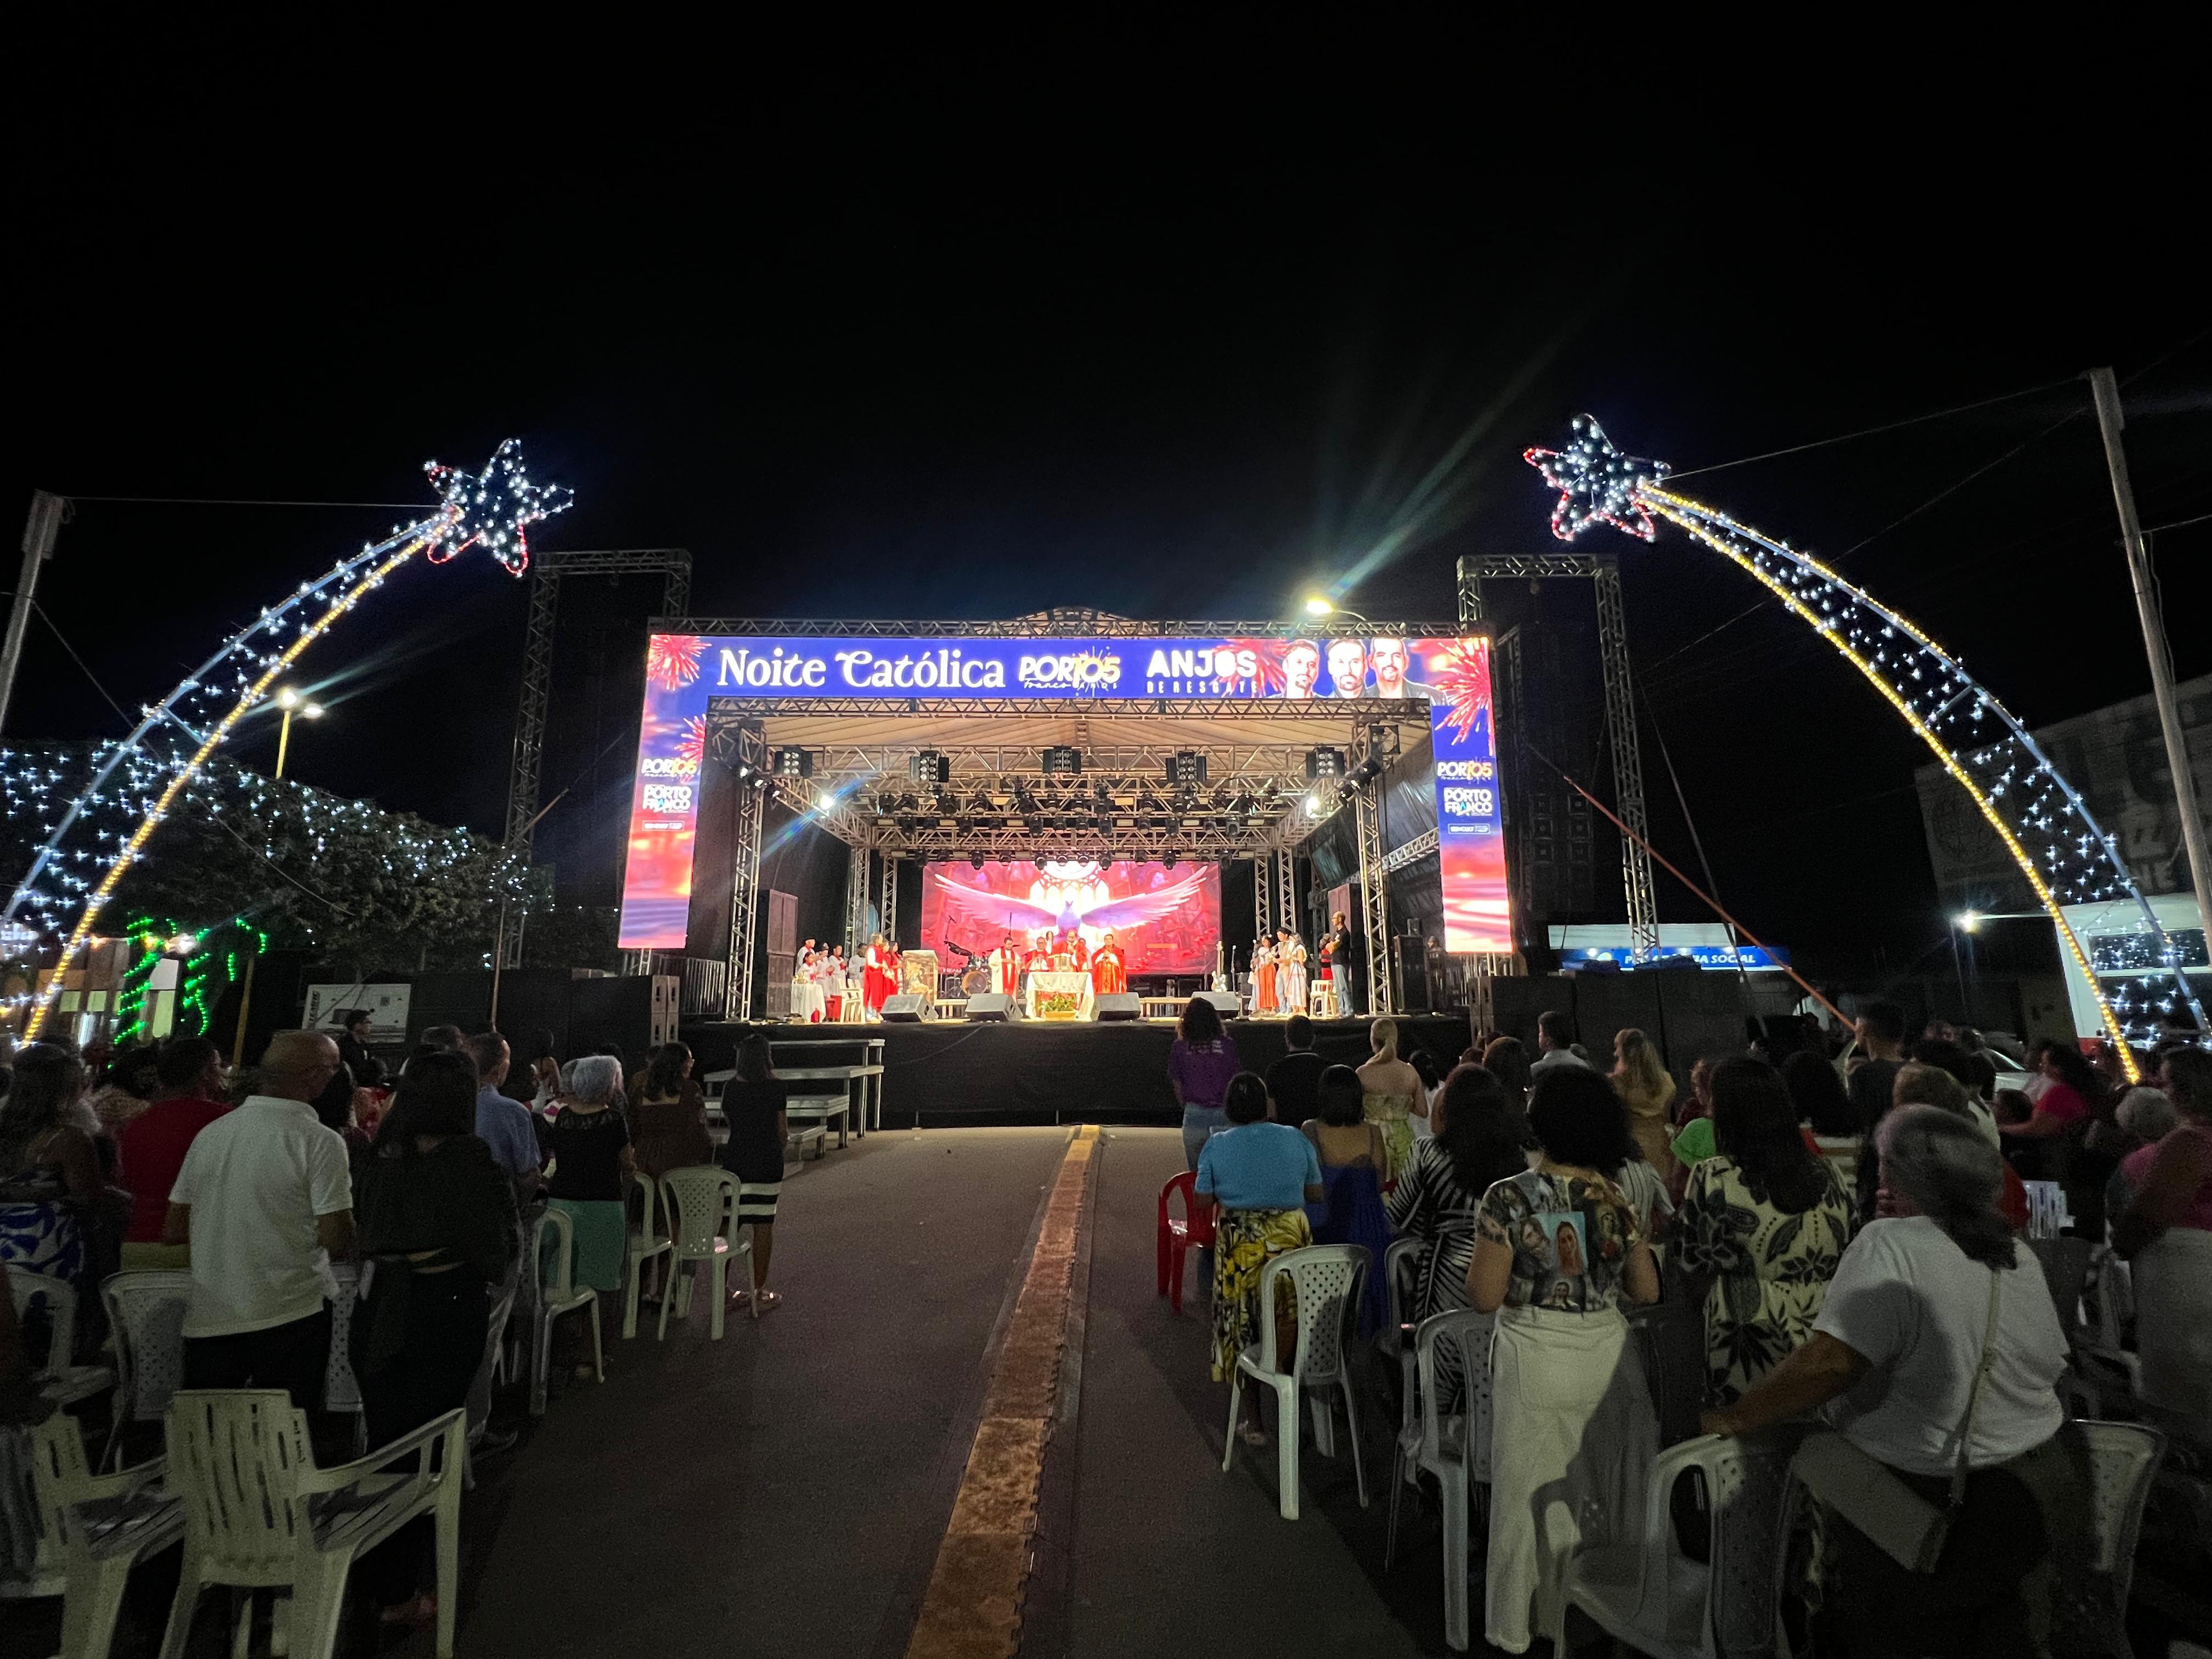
top-left (989, 933), bottom-right (1022, 995)
top-left (1091, 932), bottom-right (1127, 996)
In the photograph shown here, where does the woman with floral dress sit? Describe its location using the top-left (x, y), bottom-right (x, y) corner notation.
top-left (1675, 1056), bottom-right (1855, 1405)
top-left (1357, 1017), bottom-right (1427, 1187)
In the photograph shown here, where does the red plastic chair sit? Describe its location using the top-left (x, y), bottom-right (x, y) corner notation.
top-left (1156, 1171), bottom-right (1216, 1314)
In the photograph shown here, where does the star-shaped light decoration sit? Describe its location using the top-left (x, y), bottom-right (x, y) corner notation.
top-left (422, 438), bottom-right (573, 574)
top-left (1523, 415), bottom-right (1671, 542)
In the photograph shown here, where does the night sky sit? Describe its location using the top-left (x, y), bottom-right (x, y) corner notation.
top-left (9, 146), bottom-right (2208, 975)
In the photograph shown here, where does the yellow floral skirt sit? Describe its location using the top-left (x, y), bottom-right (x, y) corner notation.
top-left (1210, 1207), bottom-right (1312, 1381)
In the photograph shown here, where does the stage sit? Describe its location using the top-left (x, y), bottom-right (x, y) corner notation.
top-left (679, 1014), bottom-right (1477, 1128)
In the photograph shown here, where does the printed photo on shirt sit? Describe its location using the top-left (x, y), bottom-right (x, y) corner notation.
top-left (1534, 1210), bottom-right (1587, 1278)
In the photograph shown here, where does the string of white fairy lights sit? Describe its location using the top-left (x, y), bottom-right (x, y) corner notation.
top-left (6, 440), bottom-right (569, 1037)
top-left (1525, 416), bottom-right (2203, 1082)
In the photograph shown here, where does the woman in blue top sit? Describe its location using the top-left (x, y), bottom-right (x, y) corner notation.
top-left (1195, 1073), bottom-right (1323, 1405)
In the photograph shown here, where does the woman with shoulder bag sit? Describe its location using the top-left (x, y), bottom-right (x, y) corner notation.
top-left (1703, 1104), bottom-right (2117, 1658)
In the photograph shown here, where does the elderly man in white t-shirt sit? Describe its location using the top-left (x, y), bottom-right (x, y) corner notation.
top-left (165, 1029), bottom-right (355, 1407)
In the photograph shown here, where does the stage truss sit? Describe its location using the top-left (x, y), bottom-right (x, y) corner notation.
top-left (679, 611), bottom-right (1461, 1017)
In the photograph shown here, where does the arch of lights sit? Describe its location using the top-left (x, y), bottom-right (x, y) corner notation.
top-left (7, 440), bottom-right (569, 1039)
top-left (1526, 416), bottom-right (2203, 1082)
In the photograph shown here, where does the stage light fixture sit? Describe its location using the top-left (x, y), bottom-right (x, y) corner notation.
top-left (970, 855), bottom-right (985, 870)
top-left (1165, 853), bottom-right (1180, 870)
top-left (1041, 745), bottom-right (1082, 776)
top-left (815, 789), bottom-right (837, 811)
top-left (774, 748), bottom-right (814, 778)
top-left (1306, 747), bottom-right (1346, 780)
top-left (1305, 792), bottom-right (1325, 815)
top-left (969, 790), bottom-right (995, 813)
top-left (1166, 751), bottom-right (1207, 787)
top-left (910, 752), bottom-right (948, 785)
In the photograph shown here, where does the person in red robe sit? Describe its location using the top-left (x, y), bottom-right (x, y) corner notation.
top-left (863, 933), bottom-right (895, 1016)
top-left (1091, 932), bottom-right (1127, 996)
top-left (1066, 934), bottom-right (1088, 970)
top-left (990, 933), bottom-right (1022, 995)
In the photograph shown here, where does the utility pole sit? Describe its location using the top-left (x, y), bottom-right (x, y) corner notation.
top-left (2087, 367), bottom-right (2212, 941)
top-left (0, 493), bottom-right (66, 735)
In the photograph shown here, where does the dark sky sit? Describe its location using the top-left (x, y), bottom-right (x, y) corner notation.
top-left (9, 143), bottom-right (2208, 969)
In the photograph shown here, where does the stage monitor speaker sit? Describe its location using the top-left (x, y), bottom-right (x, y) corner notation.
top-left (1197, 990), bottom-right (1243, 1018)
top-left (964, 992), bottom-right (1014, 1022)
top-left (881, 994), bottom-right (927, 1023)
top-left (1094, 993), bottom-right (1141, 1022)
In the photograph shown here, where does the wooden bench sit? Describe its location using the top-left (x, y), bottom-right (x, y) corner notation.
top-left (785, 1093), bottom-right (851, 1150)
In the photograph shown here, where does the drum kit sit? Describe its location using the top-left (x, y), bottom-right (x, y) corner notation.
top-left (945, 938), bottom-right (991, 996)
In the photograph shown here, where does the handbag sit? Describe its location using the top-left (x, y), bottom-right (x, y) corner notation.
top-left (1790, 1265), bottom-right (2004, 1572)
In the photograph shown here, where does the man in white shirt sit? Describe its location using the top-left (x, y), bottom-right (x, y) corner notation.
top-left (165, 1029), bottom-right (355, 1407)
top-left (1529, 1009), bottom-right (1592, 1075)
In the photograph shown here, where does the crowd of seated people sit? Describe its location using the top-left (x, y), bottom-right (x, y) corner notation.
top-left (1, 1018), bottom-right (792, 1636)
top-left (1185, 996), bottom-right (2206, 1655)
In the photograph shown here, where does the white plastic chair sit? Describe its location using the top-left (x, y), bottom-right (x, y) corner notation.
top-left (1219, 1243), bottom-right (1369, 1521)
top-left (100, 1269), bottom-right (193, 1469)
top-left (3, 1412), bottom-right (182, 1659)
top-left (1385, 1307), bottom-right (1495, 1651)
top-left (323, 1261), bottom-right (366, 1452)
top-left (531, 1207), bottom-right (603, 1415)
top-left (657, 1166), bottom-right (753, 1341)
top-left (462, 1280), bottom-right (518, 1488)
top-left (2075, 1419), bottom-right (2167, 1622)
top-left (623, 1171), bottom-right (676, 1339)
top-left (6, 1271), bottom-right (114, 1408)
top-left (1378, 1237), bottom-right (1424, 1441)
top-left (1567, 1426), bottom-right (1808, 1659)
top-left (157, 1389), bottom-right (467, 1659)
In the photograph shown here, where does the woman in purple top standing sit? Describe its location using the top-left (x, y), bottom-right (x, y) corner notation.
top-left (1169, 997), bottom-right (1245, 1169)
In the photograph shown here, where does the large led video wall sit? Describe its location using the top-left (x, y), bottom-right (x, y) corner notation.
top-left (920, 859), bottom-right (1221, 975)
top-left (616, 633), bottom-right (1509, 954)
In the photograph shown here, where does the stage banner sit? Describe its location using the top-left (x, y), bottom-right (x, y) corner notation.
top-left (617, 633), bottom-right (1509, 950)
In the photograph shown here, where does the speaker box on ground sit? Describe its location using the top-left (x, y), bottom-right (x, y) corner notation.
top-left (1198, 990), bottom-right (1242, 1017)
top-left (881, 994), bottom-right (926, 1023)
top-left (1093, 993), bottom-right (1141, 1022)
top-left (965, 992), bottom-right (1014, 1022)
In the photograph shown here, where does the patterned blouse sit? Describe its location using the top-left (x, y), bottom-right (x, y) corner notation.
top-left (1386, 1139), bottom-right (1489, 1322)
top-left (1476, 1166), bottom-right (1643, 1313)
top-left (1676, 1153), bottom-right (1855, 1405)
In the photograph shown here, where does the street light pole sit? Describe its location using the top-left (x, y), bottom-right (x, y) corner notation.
top-left (0, 492), bottom-right (66, 736)
top-left (2087, 367), bottom-right (2212, 944)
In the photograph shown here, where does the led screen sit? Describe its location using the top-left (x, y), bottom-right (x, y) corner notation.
top-left (616, 632), bottom-right (1510, 955)
top-left (919, 859), bottom-right (1221, 976)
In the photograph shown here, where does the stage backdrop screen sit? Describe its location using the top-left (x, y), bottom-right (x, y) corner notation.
top-left (920, 860), bottom-right (1221, 977)
top-left (617, 632), bottom-right (1509, 955)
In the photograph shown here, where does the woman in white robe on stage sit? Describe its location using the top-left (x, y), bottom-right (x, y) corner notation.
top-left (1276, 931), bottom-right (1308, 1017)
top-left (791, 947), bottom-right (826, 1023)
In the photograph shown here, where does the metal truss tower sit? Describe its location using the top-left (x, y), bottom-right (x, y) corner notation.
top-left (505, 547), bottom-right (692, 853)
top-left (1458, 553), bottom-right (1659, 961)
top-left (709, 723), bottom-right (769, 1022)
top-left (1352, 723), bottom-right (1397, 1015)
top-left (879, 853), bottom-right (900, 951)
top-left (845, 844), bottom-right (870, 952)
